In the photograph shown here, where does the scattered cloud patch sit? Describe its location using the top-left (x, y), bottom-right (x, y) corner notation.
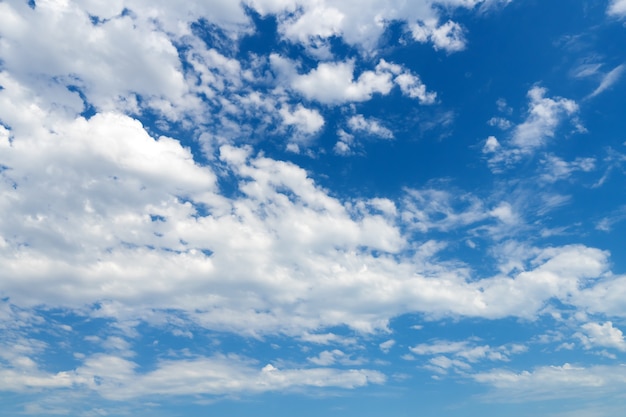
top-left (588, 64), bottom-right (625, 98)
top-left (577, 322), bottom-right (626, 351)
top-left (484, 87), bottom-right (581, 171)
top-left (607, 0), bottom-right (626, 17)
top-left (347, 115), bottom-right (394, 139)
top-left (410, 19), bottom-right (467, 53)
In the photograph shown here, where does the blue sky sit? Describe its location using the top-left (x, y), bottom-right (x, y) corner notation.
top-left (1, 1), bottom-right (626, 416)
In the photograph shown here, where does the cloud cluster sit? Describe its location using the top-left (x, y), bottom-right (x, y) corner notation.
top-left (4, 0), bottom-right (626, 411)
top-left (0, 350), bottom-right (384, 399)
top-left (483, 87), bottom-right (582, 171)
top-left (409, 338), bottom-right (526, 375)
top-left (271, 57), bottom-right (436, 105)
top-left (1, 72), bottom-right (621, 340)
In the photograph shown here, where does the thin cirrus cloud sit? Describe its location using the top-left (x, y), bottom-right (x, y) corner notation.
top-left (588, 64), bottom-right (625, 98)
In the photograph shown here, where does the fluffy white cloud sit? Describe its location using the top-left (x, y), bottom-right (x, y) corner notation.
top-left (253, 0), bottom-right (502, 52)
top-left (512, 87), bottom-right (578, 150)
top-left (410, 19), bottom-right (467, 52)
top-left (277, 58), bottom-right (394, 104)
top-left (607, 0), bottom-right (626, 17)
top-left (577, 322), bottom-right (626, 351)
top-left (271, 56), bottom-right (436, 105)
top-left (348, 115), bottom-right (394, 139)
top-left (485, 87), bottom-right (581, 171)
top-left (1, 81), bottom-right (619, 337)
top-left (574, 275), bottom-right (626, 318)
top-left (279, 104), bottom-right (325, 135)
top-left (0, 0), bottom-right (448, 154)
top-left (0, 1), bottom-right (191, 116)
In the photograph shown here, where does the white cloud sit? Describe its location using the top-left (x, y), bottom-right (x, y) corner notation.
top-left (256, 0), bottom-right (501, 53)
top-left (279, 104), bottom-right (325, 135)
top-left (572, 63), bottom-right (604, 79)
top-left (279, 5), bottom-right (345, 44)
top-left (588, 64), bottom-right (625, 98)
top-left (401, 187), bottom-right (490, 232)
top-left (574, 275), bottom-right (626, 318)
top-left (1, 86), bottom-right (618, 337)
top-left (271, 56), bottom-right (435, 105)
top-left (348, 115), bottom-right (394, 139)
top-left (595, 206), bottom-right (626, 232)
top-left (487, 117), bottom-right (512, 130)
top-left (286, 59), bottom-right (394, 104)
top-left (539, 155), bottom-right (596, 183)
top-left (0, 352), bottom-right (384, 398)
top-left (334, 130), bottom-right (356, 155)
top-left (426, 356), bottom-right (471, 374)
top-left (473, 363), bottom-right (626, 401)
top-left (410, 339), bottom-right (525, 372)
top-left (0, 1), bottom-right (191, 116)
top-left (410, 19), bottom-right (467, 52)
top-left (411, 340), bottom-right (472, 356)
top-left (577, 322), bottom-right (626, 351)
top-left (607, 0), bottom-right (626, 17)
top-left (387, 62), bottom-right (438, 104)
top-left (512, 87), bottom-right (578, 150)
top-left (483, 136), bottom-right (501, 153)
top-left (306, 349), bottom-right (364, 366)
top-left (1, 78), bottom-right (619, 339)
top-left (486, 87), bottom-right (580, 171)
top-left (379, 339), bottom-right (396, 353)
top-left (307, 349), bottom-right (346, 366)
top-left (489, 202), bottom-right (518, 225)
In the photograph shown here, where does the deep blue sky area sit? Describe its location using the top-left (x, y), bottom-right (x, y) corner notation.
top-left (1, 1), bottom-right (626, 416)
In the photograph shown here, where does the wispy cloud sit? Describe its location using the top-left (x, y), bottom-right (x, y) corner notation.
top-left (608, 0), bottom-right (626, 17)
top-left (588, 64), bottom-right (625, 98)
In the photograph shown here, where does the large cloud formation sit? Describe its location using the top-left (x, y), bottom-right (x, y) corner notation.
top-left (1, 0), bottom-right (626, 412)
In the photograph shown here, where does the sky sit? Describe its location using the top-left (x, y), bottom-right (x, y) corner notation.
top-left (1, 0), bottom-right (626, 416)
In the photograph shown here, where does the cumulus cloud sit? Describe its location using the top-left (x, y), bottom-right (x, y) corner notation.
top-left (485, 87), bottom-right (581, 171)
top-left (607, 0), bottom-right (626, 17)
top-left (410, 19), bottom-right (467, 52)
top-left (0, 1), bottom-right (191, 115)
top-left (279, 104), bottom-right (325, 135)
top-left (1, 80), bottom-right (618, 339)
top-left (347, 115), bottom-right (394, 139)
top-left (271, 56), bottom-right (436, 105)
top-left (512, 87), bottom-right (579, 150)
top-left (256, 0), bottom-right (502, 53)
top-left (271, 56), bottom-right (392, 104)
top-left (574, 274), bottom-right (626, 318)
top-left (4, 0), bottom-right (626, 411)
top-left (577, 322), bottom-right (626, 351)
